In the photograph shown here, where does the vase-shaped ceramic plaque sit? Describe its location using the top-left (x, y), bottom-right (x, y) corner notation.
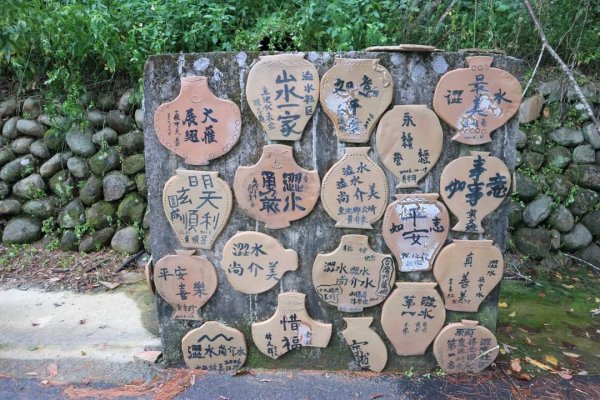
top-left (182, 321), bottom-right (247, 373)
top-left (221, 231), bottom-right (298, 294)
top-left (154, 76), bottom-right (241, 164)
top-left (321, 147), bottom-right (388, 229)
top-left (341, 317), bottom-right (388, 372)
top-left (233, 144), bottom-right (320, 229)
top-left (433, 320), bottom-right (499, 374)
top-left (252, 292), bottom-right (332, 359)
top-left (381, 282), bottom-right (446, 356)
top-left (154, 250), bottom-right (218, 321)
top-left (382, 193), bottom-right (449, 272)
top-left (246, 53), bottom-right (319, 141)
top-left (312, 235), bottom-right (395, 312)
top-left (320, 58), bottom-right (393, 143)
top-left (433, 240), bottom-right (503, 312)
top-left (433, 56), bottom-right (522, 145)
top-left (375, 105), bottom-right (443, 188)
top-left (440, 151), bottom-right (511, 233)
top-left (163, 169), bottom-right (232, 249)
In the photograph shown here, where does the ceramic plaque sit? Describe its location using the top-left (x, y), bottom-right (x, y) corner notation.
top-left (320, 58), bottom-right (393, 143)
top-left (433, 56), bottom-right (522, 145)
top-left (221, 231), bottom-right (298, 294)
top-left (154, 250), bottom-right (218, 321)
top-left (154, 76), bottom-right (241, 165)
top-left (233, 144), bottom-right (320, 229)
top-left (433, 320), bottom-right (499, 374)
top-left (246, 53), bottom-right (319, 141)
top-left (252, 292), bottom-right (332, 359)
top-left (440, 151), bottom-right (511, 233)
top-left (163, 169), bottom-right (232, 249)
top-left (433, 240), bottom-right (504, 312)
top-left (321, 147), bottom-right (388, 229)
top-left (375, 105), bottom-right (443, 188)
top-left (381, 282), bottom-right (446, 356)
top-left (312, 235), bottom-right (395, 312)
top-left (382, 193), bottom-right (449, 272)
top-left (182, 321), bottom-right (247, 373)
top-left (341, 317), bottom-right (388, 372)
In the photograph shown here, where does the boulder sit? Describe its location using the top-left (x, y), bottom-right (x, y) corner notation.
top-left (67, 156), bottom-right (90, 179)
top-left (97, 93), bottom-right (116, 111)
top-left (117, 88), bottom-right (136, 113)
top-left (30, 140), bottom-right (51, 159)
top-left (66, 129), bottom-right (96, 157)
top-left (2, 217), bottom-right (41, 244)
top-left (572, 144), bottom-right (596, 164)
top-left (579, 243), bottom-right (600, 268)
top-left (122, 154), bottom-right (145, 175)
top-left (59, 229), bottom-right (79, 251)
top-left (118, 130), bottom-right (144, 154)
top-left (22, 97), bottom-right (43, 119)
top-left (106, 110), bottom-right (135, 134)
top-left (549, 127), bottom-right (584, 146)
top-left (547, 205), bottom-right (575, 233)
top-left (103, 171), bottom-right (132, 201)
top-left (134, 109), bottom-right (143, 129)
top-left (135, 173), bottom-right (147, 198)
top-left (10, 137), bottom-right (34, 155)
top-left (16, 119), bottom-right (45, 138)
top-left (508, 201), bottom-right (524, 228)
top-left (545, 146), bottom-right (571, 169)
top-left (549, 229), bottom-right (561, 250)
top-left (581, 210), bottom-right (600, 236)
top-left (116, 193), bottom-right (146, 224)
top-left (582, 123), bottom-right (600, 149)
top-left (568, 188), bottom-right (599, 217)
top-left (0, 155), bottom-right (36, 183)
top-left (561, 224), bottom-right (592, 251)
top-left (2, 116), bottom-right (18, 139)
top-left (79, 227), bottom-right (115, 253)
top-left (548, 175), bottom-right (573, 202)
top-left (88, 147), bottom-right (120, 175)
top-left (48, 170), bottom-right (74, 200)
top-left (567, 164), bottom-right (600, 190)
top-left (0, 148), bottom-right (15, 168)
top-left (85, 201), bottom-right (116, 230)
top-left (92, 127), bottom-right (118, 145)
top-left (526, 131), bottom-right (545, 153)
top-left (111, 226), bottom-right (142, 254)
top-left (22, 197), bottom-right (60, 219)
top-left (86, 110), bottom-right (106, 129)
top-left (43, 128), bottom-right (65, 151)
top-left (0, 199), bottom-right (21, 215)
top-left (58, 199), bottom-right (86, 228)
top-left (521, 151), bottom-right (544, 171)
top-left (40, 152), bottom-right (71, 178)
top-left (0, 98), bottom-right (18, 118)
top-left (514, 228), bottom-right (552, 259)
top-left (0, 182), bottom-right (10, 199)
top-left (13, 174), bottom-right (45, 200)
top-left (79, 175), bottom-right (103, 206)
top-left (522, 195), bottom-right (553, 227)
top-left (518, 93), bottom-right (544, 123)
top-left (514, 172), bottom-right (539, 200)
top-left (37, 114), bottom-right (68, 128)
top-left (538, 80), bottom-right (564, 103)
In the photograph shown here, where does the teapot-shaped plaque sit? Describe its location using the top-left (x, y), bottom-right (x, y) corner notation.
top-left (433, 56), bottom-right (522, 145)
top-left (154, 250), bottom-right (218, 321)
top-left (341, 317), bottom-right (388, 372)
top-left (375, 105), bottom-right (443, 188)
top-left (246, 53), bottom-right (319, 141)
top-left (433, 240), bottom-right (504, 312)
top-left (321, 147), bottom-right (389, 229)
top-left (163, 169), bottom-right (232, 249)
top-left (382, 193), bottom-right (449, 272)
top-left (312, 235), bottom-right (395, 312)
top-left (154, 76), bottom-right (241, 165)
top-left (440, 151), bottom-right (511, 233)
top-left (320, 58), bottom-right (393, 143)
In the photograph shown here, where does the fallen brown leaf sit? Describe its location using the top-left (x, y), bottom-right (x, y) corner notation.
top-left (518, 373), bottom-right (532, 381)
top-left (557, 370), bottom-right (573, 380)
top-left (510, 358), bottom-right (522, 373)
top-left (562, 351), bottom-right (581, 358)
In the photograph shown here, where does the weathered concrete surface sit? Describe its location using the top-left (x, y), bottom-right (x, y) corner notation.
top-left (144, 51), bottom-right (522, 369)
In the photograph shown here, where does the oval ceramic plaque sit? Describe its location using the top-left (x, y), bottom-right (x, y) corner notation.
top-left (320, 58), bottom-right (393, 143)
top-left (154, 76), bottom-right (241, 165)
top-left (433, 56), bottom-right (522, 145)
top-left (312, 235), bottom-right (395, 312)
top-left (375, 105), bottom-right (443, 188)
top-left (246, 53), bottom-right (319, 141)
top-left (321, 147), bottom-right (388, 229)
top-left (221, 231), bottom-right (298, 294)
top-left (440, 151), bottom-right (511, 233)
top-left (341, 317), bottom-right (388, 372)
top-left (233, 144), bottom-right (320, 229)
top-left (163, 169), bottom-right (232, 249)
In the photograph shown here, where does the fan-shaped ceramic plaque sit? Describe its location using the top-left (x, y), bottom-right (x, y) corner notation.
top-left (433, 320), bottom-right (499, 374)
top-left (433, 56), bottom-right (522, 145)
top-left (312, 235), bottom-right (395, 312)
top-left (182, 321), bottom-right (247, 373)
top-left (251, 292), bottom-right (332, 359)
top-left (233, 144), bottom-right (320, 229)
top-left (246, 53), bottom-right (319, 141)
top-left (221, 231), bottom-right (298, 294)
top-left (381, 282), bottom-right (446, 356)
top-left (320, 58), bottom-right (393, 143)
top-left (154, 250), bottom-right (218, 321)
top-left (440, 152), bottom-right (511, 233)
top-left (154, 76), bottom-right (241, 165)
top-left (163, 169), bottom-right (232, 249)
top-left (375, 105), bottom-right (443, 188)
top-left (382, 193), bottom-right (449, 272)
top-left (433, 240), bottom-right (503, 312)
top-left (321, 147), bottom-right (388, 229)
top-left (341, 317), bottom-right (388, 372)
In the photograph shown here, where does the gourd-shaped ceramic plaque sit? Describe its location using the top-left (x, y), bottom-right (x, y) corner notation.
top-left (320, 58), bottom-right (393, 143)
top-left (246, 53), bottom-right (319, 141)
top-left (233, 144), bottom-right (320, 229)
top-left (433, 56), bottom-right (522, 145)
top-left (341, 317), bottom-right (388, 372)
top-left (381, 282), bottom-right (446, 356)
top-left (375, 105), bottom-right (443, 188)
top-left (182, 321), bottom-right (247, 373)
top-left (154, 250), bottom-right (218, 321)
top-left (440, 152), bottom-right (511, 233)
top-left (312, 235), bottom-right (395, 312)
top-left (321, 147), bottom-right (388, 229)
top-left (433, 240), bottom-right (503, 312)
top-left (252, 292), bottom-right (332, 359)
top-left (163, 170), bottom-right (232, 249)
top-left (154, 76), bottom-right (241, 165)
top-left (382, 193), bottom-right (449, 272)
top-left (433, 320), bottom-right (499, 374)
top-left (221, 231), bottom-right (298, 294)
